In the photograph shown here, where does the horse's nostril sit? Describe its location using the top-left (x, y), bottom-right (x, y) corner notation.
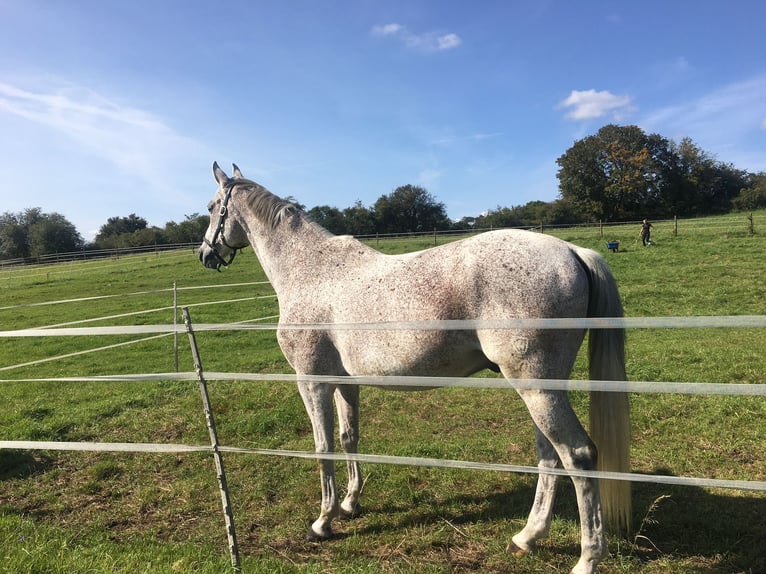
top-left (198, 246), bottom-right (213, 267)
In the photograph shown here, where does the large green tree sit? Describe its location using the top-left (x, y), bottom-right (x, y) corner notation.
top-left (556, 125), bottom-right (670, 221)
top-left (373, 185), bottom-right (451, 234)
top-left (557, 125), bottom-right (750, 221)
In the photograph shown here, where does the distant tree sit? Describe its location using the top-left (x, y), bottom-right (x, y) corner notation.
top-left (474, 206), bottom-right (523, 229)
top-left (307, 205), bottom-right (348, 234)
top-left (0, 208), bottom-right (83, 260)
top-left (0, 212), bottom-right (27, 259)
top-left (130, 227), bottom-right (166, 246)
top-left (452, 215), bottom-right (477, 229)
top-left (164, 213), bottom-right (210, 243)
top-left (701, 162), bottom-right (750, 215)
top-left (373, 185), bottom-right (451, 234)
top-left (456, 198), bottom-right (580, 230)
top-left (733, 172), bottom-right (766, 211)
top-left (653, 137), bottom-right (690, 216)
top-left (28, 212), bottom-right (84, 258)
top-left (514, 200), bottom-right (557, 225)
top-left (94, 214), bottom-right (149, 249)
top-left (96, 214), bottom-right (147, 240)
top-left (665, 138), bottom-right (715, 215)
top-left (547, 198), bottom-right (581, 224)
top-left (342, 201), bottom-right (376, 236)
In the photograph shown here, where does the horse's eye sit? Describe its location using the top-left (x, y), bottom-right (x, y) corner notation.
top-left (207, 201), bottom-right (215, 214)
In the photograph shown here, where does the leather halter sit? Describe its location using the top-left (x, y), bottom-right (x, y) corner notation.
top-left (204, 183), bottom-right (239, 270)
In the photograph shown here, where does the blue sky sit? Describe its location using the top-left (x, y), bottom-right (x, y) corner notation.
top-left (1, 1), bottom-right (765, 240)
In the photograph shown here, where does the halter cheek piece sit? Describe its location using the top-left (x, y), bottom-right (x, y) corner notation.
top-left (204, 183), bottom-right (239, 270)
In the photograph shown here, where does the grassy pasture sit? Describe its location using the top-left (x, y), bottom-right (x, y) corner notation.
top-left (1, 212), bottom-right (766, 573)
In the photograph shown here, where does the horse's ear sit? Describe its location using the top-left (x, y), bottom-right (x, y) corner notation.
top-left (213, 161), bottom-right (229, 185)
top-left (232, 163), bottom-right (244, 179)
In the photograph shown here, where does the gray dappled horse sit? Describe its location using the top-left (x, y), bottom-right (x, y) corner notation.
top-left (198, 162), bottom-right (631, 574)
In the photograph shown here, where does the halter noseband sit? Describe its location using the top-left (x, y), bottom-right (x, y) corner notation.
top-left (204, 183), bottom-right (240, 270)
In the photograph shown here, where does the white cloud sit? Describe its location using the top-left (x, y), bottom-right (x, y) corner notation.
top-left (558, 89), bottom-right (633, 120)
top-left (641, 76), bottom-right (766, 137)
top-left (371, 23), bottom-right (462, 52)
top-left (436, 33), bottom-right (462, 51)
top-left (371, 23), bottom-right (404, 37)
top-left (639, 75), bottom-right (766, 171)
top-left (0, 80), bottom-right (204, 188)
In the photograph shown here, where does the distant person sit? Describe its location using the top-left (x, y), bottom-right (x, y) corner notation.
top-left (640, 219), bottom-right (654, 246)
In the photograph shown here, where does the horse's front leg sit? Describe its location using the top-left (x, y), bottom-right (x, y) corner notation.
top-left (335, 385), bottom-right (362, 518)
top-left (298, 380), bottom-right (339, 540)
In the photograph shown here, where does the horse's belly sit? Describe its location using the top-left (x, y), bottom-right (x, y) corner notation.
top-left (335, 330), bottom-right (490, 378)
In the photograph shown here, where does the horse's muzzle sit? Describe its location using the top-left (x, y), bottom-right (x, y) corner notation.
top-left (198, 244), bottom-right (222, 270)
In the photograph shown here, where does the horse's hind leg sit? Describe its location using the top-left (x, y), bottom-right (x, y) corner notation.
top-left (514, 388), bottom-right (607, 574)
top-left (334, 385), bottom-right (362, 518)
top-left (508, 425), bottom-right (561, 556)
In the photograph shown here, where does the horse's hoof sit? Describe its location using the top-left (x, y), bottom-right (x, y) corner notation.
top-left (506, 540), bottom-right (531, 558)
top-left (339, 503), bottom-right (362, 520)
top-left (305, 525), bottom-right (333, 542)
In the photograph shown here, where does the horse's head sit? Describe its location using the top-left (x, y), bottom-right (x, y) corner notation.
top-left (198, 162), bottom-right (250, 271)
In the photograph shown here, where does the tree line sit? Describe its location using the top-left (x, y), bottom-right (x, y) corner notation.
top-left (0, 210), bottom-right (210, 261)
top-left (312, 124), bottom-right (765, 233)
top-left (2, 124), bottom-right (765, 261)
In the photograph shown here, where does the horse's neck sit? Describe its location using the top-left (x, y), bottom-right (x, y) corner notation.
top-left (237, 198), bottom-right (339, 293)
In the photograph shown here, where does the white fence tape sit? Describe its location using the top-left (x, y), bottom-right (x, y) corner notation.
top-left (3, 314), bottom-right (766, 338)
top-left (1, 440), bottom-right (764, 493)
top-left (0, 280), bottom-right (272, 312)
top-left (0, 334), bottom-right (172, 372)
top-left (18, 295), bottom-right (276, 330)
top-left (2, 313), bottom-right (765, 495)
top-left (3, 372), bottom-right (766, 397)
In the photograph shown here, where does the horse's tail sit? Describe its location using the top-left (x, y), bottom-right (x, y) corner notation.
top-left (573, 246), bottom-right (631, 534)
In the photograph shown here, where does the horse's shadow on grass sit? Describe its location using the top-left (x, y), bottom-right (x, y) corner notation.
top-left (0, 450), bottom-right (52, 481)
top-left (362, 482), bottom-right (539, 531)
top-left (629, 467), bottom-right (766, 572)
top-left (343, 468), bottom-right (766, 572)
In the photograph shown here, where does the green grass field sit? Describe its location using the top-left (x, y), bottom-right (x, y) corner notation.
top-left (1, 213), bottom-right (766, 573)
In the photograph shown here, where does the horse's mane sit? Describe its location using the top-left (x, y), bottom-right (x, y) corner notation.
top-left (235, 178), bottom-right (332, 235)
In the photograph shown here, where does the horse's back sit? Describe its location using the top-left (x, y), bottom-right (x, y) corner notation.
top-left (394, 229), bottom-right (589, 319)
